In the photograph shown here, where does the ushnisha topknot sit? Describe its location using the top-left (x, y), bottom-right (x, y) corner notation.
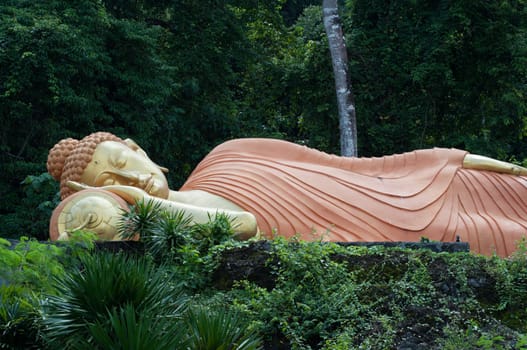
top-left (47, 132), bottom-right (124, 199)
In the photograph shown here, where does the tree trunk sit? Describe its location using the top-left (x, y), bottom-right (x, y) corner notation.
top-left (322, 0), bottom-right (358, 157)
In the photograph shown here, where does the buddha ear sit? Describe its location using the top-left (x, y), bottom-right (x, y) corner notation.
top-left (123, 138), bottom-right (169, 174)
top-left (123, 138), bottom-right (141, 151)
top-left (124, 138), bottom-right (149, 157)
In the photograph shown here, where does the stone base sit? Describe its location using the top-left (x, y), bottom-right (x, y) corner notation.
top-left (336, 241), bottom-right (470, 253)
top-left (211, 240), bottom-right (470, 290)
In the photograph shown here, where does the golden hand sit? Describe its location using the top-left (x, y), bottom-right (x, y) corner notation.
top-left (66, 181), bottom-right (150, 204)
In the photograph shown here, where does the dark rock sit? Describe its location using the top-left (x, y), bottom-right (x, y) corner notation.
top-left (211, 241), bottom-right (469, 292)
top-left (94, 240), bottom-right (145, 255)
top-left (337, 241), bottom-right (470, 253)
top-left (212, 240), bottom-right (275, 290)
top-left (467, 274), bottom-right (499, 304)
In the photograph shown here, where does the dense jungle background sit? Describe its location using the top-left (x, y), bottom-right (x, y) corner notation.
top-left (1, 0), bottom-right (526, 239)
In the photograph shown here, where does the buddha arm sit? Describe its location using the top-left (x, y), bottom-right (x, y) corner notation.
top-left (463, 154), bottom-right (527, 176)
top-left (67, 181), bottom-right (258, 238)
top-left (146, 195), bottom-right (259, 239)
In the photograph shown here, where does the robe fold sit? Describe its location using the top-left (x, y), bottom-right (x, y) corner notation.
top-left (180, 138), bottom-right (527, 256)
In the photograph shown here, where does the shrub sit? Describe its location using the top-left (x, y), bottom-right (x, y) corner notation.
top-left (0, 287), bottom-right (43, 349)
top-left (41, 252), bottom-right (187, 348)
top-left (118, 200), bottom-right (241, 290)
top-left (86, 304), bottom-right (185, 350)
top-left (0, 236), bottom-right (89, 349)
top-left (184, 305), bottom-right (263, 350)
top-left (0, 237), bottom-right (66, 295)
top-left (226, 240), bottom-right (527, 349)
top-left (489, 238), bottom-right (527, 330)
top-left (0, 173), bottom-right (60, 240)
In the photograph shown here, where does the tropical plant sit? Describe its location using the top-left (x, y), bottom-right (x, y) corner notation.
top-left (184, 305), bottom-right (263, 350)
top-left (0, 236), bottom-right (90, 349)
top-left (118, 200), bottom-right (238, 261)
top-left (117, 199), bottom-right (162, 240)
top-left (0, 287), bottom-right (43, 350)
top-left (149, 210), bottom-right (195, 258)
top-left (86, 304), bottom-right (184, 350)
top-left (192, 212), bottom-right (237, 251)
top-left (41, 252), bottom-right (187, 349)
top-left (0, 237), bottom-right (67, 295)
top-left (118, 200), bottom-right (194, 259)
top-left (117, 201), bottom-right (241, 290)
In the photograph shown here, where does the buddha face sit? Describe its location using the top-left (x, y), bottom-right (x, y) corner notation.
top-left (80, 141), bottom-right (170, 199)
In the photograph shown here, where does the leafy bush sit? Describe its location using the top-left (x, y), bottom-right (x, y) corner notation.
top-left (489, 238), bottom-right (527, 329)
top-left (0, 173), bottom-right (60, 240)
top-left (119, 199), bottom-right (238, 258)
top-left (225, 240), bottom-right (527, 349)
top-left (87, 304), bottom-right (184, 350)
top-left (118, 200), bottom-right (242, 290)
top-left (230, 240), bottom-right (372, 349)
top-left (41, 252), bottom-right (187, 349)
top-left (184, 305), bottom-right (263, 350)
top-left (0, 237), bottom-right (67, 295)
top-left (0, 236), bottom-right (90, 349)
top-left (3, 203), bottom-right (527, 349)
top-left (0, 287), bottom-right (42, 350)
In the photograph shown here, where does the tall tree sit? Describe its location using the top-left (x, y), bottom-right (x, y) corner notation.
top-left (322, 0), bottom-right (357, 156)
top-left (346, 0), bottom-right (527, 159)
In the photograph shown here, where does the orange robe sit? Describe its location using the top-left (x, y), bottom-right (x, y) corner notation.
top-left (180, 139), bottom-right (527, 256)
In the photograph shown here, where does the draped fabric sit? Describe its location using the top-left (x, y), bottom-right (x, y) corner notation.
top-left (180, 138), bottom-right (527, 256)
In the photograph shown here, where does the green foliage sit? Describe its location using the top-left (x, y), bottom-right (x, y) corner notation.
top-left (0, 0), bottom-right (176, 232)
top-left (118, 199), bottom-right (163, 240)
top-left (118, 200), bottom-right (241, 290)
top-left (0, 237), bottom-right (91, 349)
top-left (184, 305), bottom-right (263, 350)
top-left (0, 288), bottom-right (42, 350)
top-left (284, 4), bottom-right (341, 152)
top-left (39, 247), bottom-right (262, 349)
top-left (231, 240), bottom-right (366, 349)
top-left (440, 320), bottom-right (527, 350)
top-left (118, 199), bottom-right (195, 260)
top-left (41, 252), bottom-right (186, 349)
top-left (86, 304), bottom-right (184, 350)
top-left (1, 235), bottom-right (527, 349)
top-left (226, 240), bottom-right (527, 349)
top-left (0, 173), bottom-right (59, 240)
top-left (489, 238), bottom-right (527, 329)
top-left (1, 2), bottom-right (527, 345)
top-left (345, 0), bottom-right (527, 158)
top-left (4, 0), bottom-right (527, 240)
top-left (235, 2), bottom-right (341, 152)
top-left (0, 237), bottom-right (66, 295)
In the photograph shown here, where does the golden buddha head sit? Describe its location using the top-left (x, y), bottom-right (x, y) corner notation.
top-left (47, 132), bottom-right (170, 200)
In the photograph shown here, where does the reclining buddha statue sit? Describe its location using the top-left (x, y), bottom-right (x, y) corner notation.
top-left (47, 131), bottom-right (527, 256)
